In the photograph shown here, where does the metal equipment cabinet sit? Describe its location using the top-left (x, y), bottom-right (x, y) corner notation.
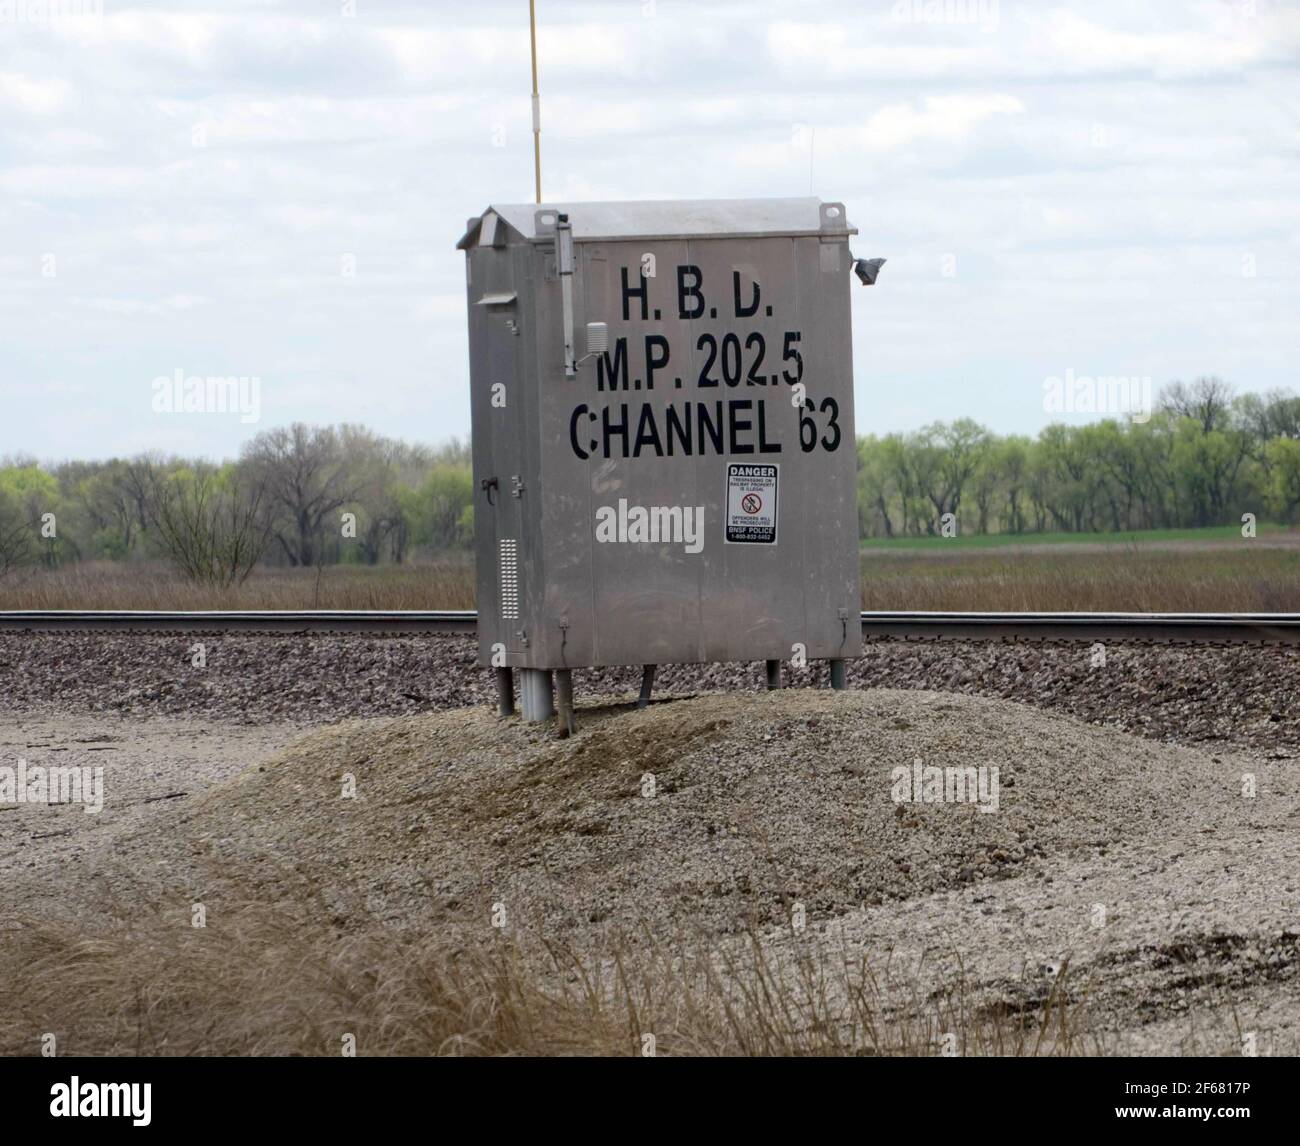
top-left (457, 198), bottom-right (862, 719)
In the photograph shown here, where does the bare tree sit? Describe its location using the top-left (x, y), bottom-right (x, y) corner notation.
top-left (144, 464), bottom-right (273, 587)
top-left (1161, 377), bottom-right (1234, 434)
top-left (119, 453), bottom-right (165, 548)
top-left (0, 490), bottom-right (39, 579)
top-left (240, 424), bottom-right (358, 566)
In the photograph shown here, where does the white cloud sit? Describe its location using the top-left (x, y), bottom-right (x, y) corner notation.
top-left (766, 19), bottom-right (988, 81)
top-left (861, 93), bottom-right (1024, 150)
top-left (1036, 10), bottom-right (1274, 79)
top-left (87, 11), bottom-right (225, 63)
top-left (129, 221), bottom-right (229, 246)
top-left (0, 163), bottom-right (150, 195)
top-left (70, 294), bottom-right (209, 316)
top-left (0, 72), bottom-right (74, 114)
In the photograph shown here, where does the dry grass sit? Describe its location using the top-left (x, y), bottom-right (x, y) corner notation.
top-left (0, 898), bottom-right (1094, 1057)
top-left (1, 540), bottom-right (1295, 613)
top-left (859, 547), bottom-right (1300, 612)
top-left (0, 559), bottom-right (476, 611)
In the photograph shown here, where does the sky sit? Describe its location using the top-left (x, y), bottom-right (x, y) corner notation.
top-left (0, 0), bottom-right (1297, 462)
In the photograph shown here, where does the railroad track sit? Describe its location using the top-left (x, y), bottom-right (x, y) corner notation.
top-left (0, 611), bottom-right (1296, 644)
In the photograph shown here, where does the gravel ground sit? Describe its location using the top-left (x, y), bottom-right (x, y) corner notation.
top-left (0, 714), bottom-right (300, 924)
top-left (2, 632), bottom-right (1296, 1054)
top-left (0, 631), bottom-right (1295, 759)
top-left (7, 688), bottom-right (1294, 1053)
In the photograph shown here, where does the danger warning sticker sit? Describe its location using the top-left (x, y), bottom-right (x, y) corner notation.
top-left (725, 463), bottom-right (778, 544)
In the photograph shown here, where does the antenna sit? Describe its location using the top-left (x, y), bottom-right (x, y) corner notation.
top-left (529, 0), bottom-right (542, 203)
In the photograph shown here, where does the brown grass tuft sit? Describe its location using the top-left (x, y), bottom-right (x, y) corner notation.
top-left (0, 900), bottom-right (1097, 1057)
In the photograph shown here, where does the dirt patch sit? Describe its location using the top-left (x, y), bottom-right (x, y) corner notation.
top-left (0, 713), bottom-right (300, 924)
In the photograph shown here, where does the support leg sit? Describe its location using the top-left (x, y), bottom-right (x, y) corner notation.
top-left (765, 659), bottom-right (782, 690)
top-left (555, 669), bottom-right (576, 737)
top-left (829, 659), bottom-right (847, 691)
top-left (637, 664), bottom-right (656, 709)
top-left (519, 669), bottom-right (555, 723)
top-left (495, 667), bottom-right (516, 716)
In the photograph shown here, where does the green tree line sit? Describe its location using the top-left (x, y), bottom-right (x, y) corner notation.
top-left (1, 379), bottom-right (1297, 584)
top-left (0, 425), bottom-right (474, 585)
top-left (858, 379), bottom-right (1300, 537)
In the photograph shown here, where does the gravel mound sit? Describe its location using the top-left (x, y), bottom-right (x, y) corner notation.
top-left (138, 689), bottom-right (1282, 943)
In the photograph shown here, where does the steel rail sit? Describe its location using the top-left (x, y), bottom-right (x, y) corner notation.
top-left (857, 611), bottom-right (1300, 644)
top-left (0, 610), bottom-right (477, 633)
top-left (0, 610), bottom-right (1296, 643)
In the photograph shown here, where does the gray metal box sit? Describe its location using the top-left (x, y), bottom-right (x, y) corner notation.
top-left (457, 198), bottom-right (860, 671)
